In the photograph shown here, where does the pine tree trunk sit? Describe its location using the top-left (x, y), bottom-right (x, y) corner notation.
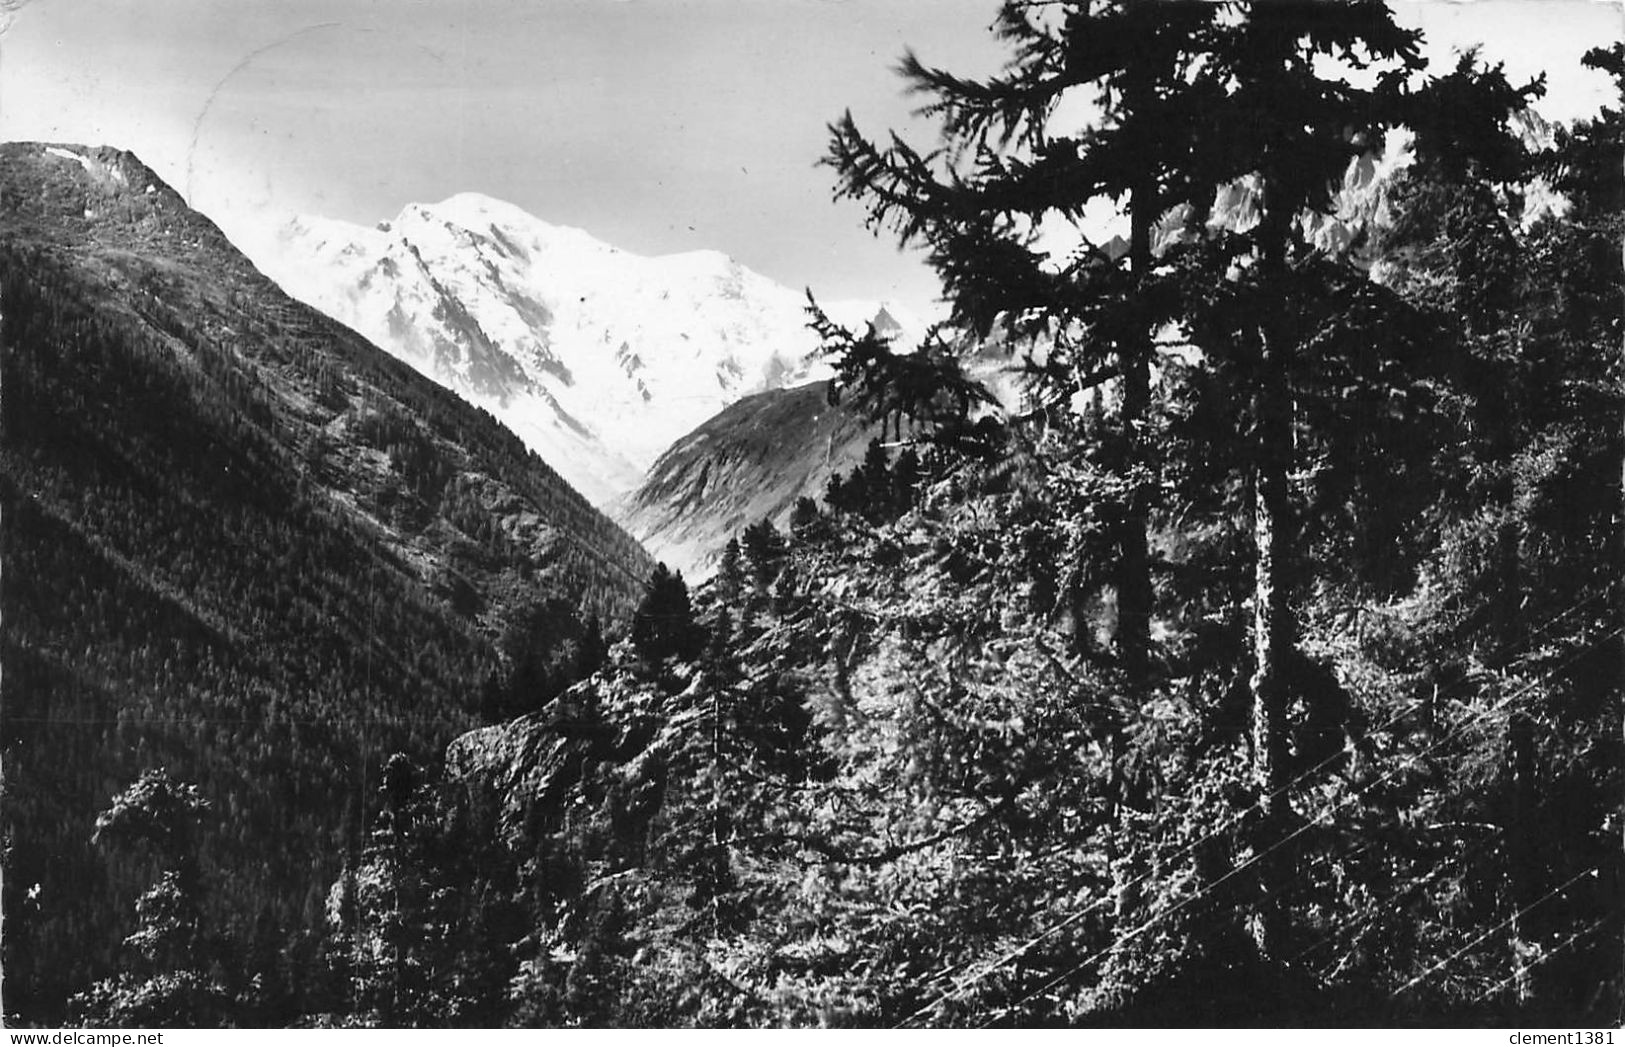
top-left (1119, 170), bottom-right (1155, 719)
top-left (1249, 249), bottom-right (1295, 964)
top-left (1118, 375), bottom-right (1151, 703)
top-left (1105, 86), bottom-right (1158, 919)
top-left (1103, 219), bottom-right (1155, 927)
top-left (1108, 185), bottom-right (1156, 805)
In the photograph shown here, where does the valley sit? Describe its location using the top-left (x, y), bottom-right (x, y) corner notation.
top-left (1, 3), bottom-right (1620, 1029)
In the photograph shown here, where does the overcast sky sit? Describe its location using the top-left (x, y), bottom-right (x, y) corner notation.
top-left (2, 0), bottom-right (1619, 320)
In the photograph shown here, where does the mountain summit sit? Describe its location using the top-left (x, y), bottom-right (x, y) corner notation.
top-left (256, 194), bottom-right (920, 504)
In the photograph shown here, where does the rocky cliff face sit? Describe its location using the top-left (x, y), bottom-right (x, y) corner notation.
top-left (443, 669), bottom-right (686, 848)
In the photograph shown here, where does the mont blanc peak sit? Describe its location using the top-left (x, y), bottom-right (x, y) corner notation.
top-left (254, 193), bottom-right (913, 506)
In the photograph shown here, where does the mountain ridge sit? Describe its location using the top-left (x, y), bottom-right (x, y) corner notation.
top-left (252, 191), bottom-right (924, 505)
top-left (612, 379), bottom-right (885, 579)
top-left (0, 141), bottom-right (654, 1021)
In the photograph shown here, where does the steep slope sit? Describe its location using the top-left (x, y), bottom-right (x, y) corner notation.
top-left (253, 195), bottom-right (921, 504)
top-left (612, 381), bottom-right (882, 579)
top-left (0, 143), bottom-right (653, 1022)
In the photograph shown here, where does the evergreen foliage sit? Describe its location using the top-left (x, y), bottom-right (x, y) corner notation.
top-left (0, 143), bottom-right (651, 1025)
top-left (631, 565), bottom-right (705, 665)
top-left (5, 13), bottom-right (1623, 1031)
top-left (70, 771), bottom-right (232, 1027)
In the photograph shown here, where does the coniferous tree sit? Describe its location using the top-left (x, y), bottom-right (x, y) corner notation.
top-left (71, 770), bottom-right (231, 1026)
top-left (740, 519), bottom-right (787, 588)
top-left (822, 471), bottom-right (850, 516)
top-left (1188, 11), bottom-right (1562, 967)
top-left (891, 446), bottom-right (921, 516)
top-left (824, 0), bottom-right (1237, 684)
top-left (1375, 54), bottom-right (1552, 996)
top-left (1184, 3), bottom-right (1425, 960)
top-left (575, 615), bottom-right (609, 680)
top-left (1364, 46), bottom-right (1623, 1009)
top-left (818, 0), bottom-right (1554, 976)
top-left (818, 7), bottom-right (1252, 882)
top-left (631, 564), bottom-right (704, 664)
top-left (856, 437), bottom-right (891, 516)
top-left (789, 496), bottom-right (824, 542)
top-left (714, 537), bottom-right (747, 603)
top-left (813, 0), bottom-right (1255, 963)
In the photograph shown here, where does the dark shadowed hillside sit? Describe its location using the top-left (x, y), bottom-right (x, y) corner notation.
top-left (612, 380), bottom-right (882, 578)
top-left (0, 142), bottom-right (653, 1022)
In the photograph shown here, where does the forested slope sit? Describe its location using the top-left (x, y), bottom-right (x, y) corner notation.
top-left (613, 380), bottom-right (883, 578)
top-left (0, 143), bottom-right (653, 1022)
top-left (271, 21), bottom-right (1622, 1029)
top-left (8, 3), bottom-right (1623, 1029)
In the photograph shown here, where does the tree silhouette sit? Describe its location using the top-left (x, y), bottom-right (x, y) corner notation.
top-left (631, 564), bottom-right (704, 664)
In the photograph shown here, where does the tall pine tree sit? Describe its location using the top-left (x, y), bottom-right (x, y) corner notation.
top-left (821, 0), bottom-right (1234, 843)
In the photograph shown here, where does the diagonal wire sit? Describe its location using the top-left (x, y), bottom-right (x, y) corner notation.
top-left (890, 592), bottom-right (1610, 1027)
top-left (1394, 864), bottom-right (1601, 996)
top-left (892, 591), bottom-right (1604, 1024)
top-left (1289, 829), bottom-right (1502, 977)
top-left (954, 622), bottom-right (1623, 1029)
top-left (1472, 911), bottom-right (1617, 1005)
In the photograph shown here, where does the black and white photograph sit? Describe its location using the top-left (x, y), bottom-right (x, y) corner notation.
top-left (0, 0), bottom-right (1620, 1031)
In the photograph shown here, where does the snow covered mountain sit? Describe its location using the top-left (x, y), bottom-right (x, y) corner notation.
top-left (252, 193), bottom-right (922, 505)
